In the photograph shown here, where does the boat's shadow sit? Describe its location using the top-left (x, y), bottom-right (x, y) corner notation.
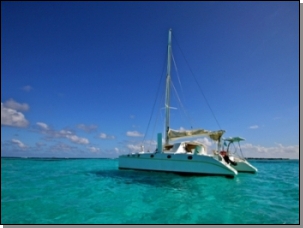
top-left (88, 169), bottom-right (227, 187)
top-left (89, 169), bottom-right (195, 186)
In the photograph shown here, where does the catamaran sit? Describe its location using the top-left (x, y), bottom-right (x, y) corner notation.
top-left (118, 29), bottom-right (240, 178)
top-left (220, 137), bottom-right (258, 173)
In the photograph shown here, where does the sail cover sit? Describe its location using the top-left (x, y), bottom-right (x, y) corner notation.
top-left (168, 129), bottom-right (225, 141)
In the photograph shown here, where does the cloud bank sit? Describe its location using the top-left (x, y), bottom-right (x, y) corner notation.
top-left (36, 122), bottom-right (89, 144)
top-left (241, 143), bottom-right (298, 158)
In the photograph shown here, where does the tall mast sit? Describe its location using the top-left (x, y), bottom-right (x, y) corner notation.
top-left (165, 29), bottom-right (172, 146)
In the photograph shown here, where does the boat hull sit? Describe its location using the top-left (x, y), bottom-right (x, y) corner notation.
top-left (230, 158), bottom-right (258, 173)
top-left (118, 153), bottom-right (238, 177)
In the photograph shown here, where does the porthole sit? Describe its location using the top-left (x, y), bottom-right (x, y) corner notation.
top-left (167, 155), bottom-right (171, 159)
top-left (150, 154), bottom-right (154, 158)
top-left (188, 155), bottom-right (193, 160)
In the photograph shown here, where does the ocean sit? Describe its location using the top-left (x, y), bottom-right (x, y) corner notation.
top-left (1, 157), bottom-right (299, 224)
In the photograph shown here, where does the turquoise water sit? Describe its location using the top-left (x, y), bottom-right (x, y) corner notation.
top-left (1, 157), bottom-right (299, 224)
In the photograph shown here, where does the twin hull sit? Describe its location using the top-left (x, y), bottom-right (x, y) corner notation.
top-left (118, 153), bottom-right (238, 177)
top-left (230, 158), bottom-right (258, 173)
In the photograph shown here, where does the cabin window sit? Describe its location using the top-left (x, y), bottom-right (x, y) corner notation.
top-left (185, 144), bottom-right (197, 153)
top-left (165, 145), bottom-right (174, 150)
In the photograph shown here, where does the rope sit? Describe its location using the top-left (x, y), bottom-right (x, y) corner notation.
top-left (171, 51), bottom-right (196, 128)
top-left (142, 51), bottom-right (166, 145)
top-left (171, 50), bottom-right (186, 103)
top-left (146, 90), bottom-right (166, 151)
top-left (238, 142), bottom-right (246, 159)
top-left (172, 35), bottom-right (222, 130)
top-left (171, 80), bottom-right (195, 128)
top-left (149, 107), bottom-right (162, 151)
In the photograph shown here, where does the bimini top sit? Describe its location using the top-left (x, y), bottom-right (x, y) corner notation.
top-left (224, 137), bottom-right (245, 143)
top-left (168, 128), bottom-right (225, 141)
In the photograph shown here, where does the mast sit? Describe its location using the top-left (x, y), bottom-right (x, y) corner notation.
top-left (165, 29), bottom-right (172, 146)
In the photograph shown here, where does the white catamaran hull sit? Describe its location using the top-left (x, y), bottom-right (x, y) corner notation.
top-left (230, 158), bottom-right (258, 173)
top-left (119, 153), bottom-right (238, 177)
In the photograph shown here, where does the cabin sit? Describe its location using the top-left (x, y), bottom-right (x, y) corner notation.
top-left (163, 141), bottom-right (207, 155)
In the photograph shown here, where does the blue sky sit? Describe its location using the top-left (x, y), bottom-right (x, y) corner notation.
top-left (1, 1), bottom-right (299, 158)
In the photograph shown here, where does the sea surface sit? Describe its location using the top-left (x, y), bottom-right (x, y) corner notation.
top-left (1, 157), bottom-right (299, 224)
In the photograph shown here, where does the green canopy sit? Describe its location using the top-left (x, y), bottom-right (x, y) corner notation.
top-left (224, 137), bottom-right (245, 143)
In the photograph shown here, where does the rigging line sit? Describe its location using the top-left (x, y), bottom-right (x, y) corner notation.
top-left (172, 35), bottom-right (222, 130)
top-left (171, 51), bottom-right (196, 128)
top-left (238, 141), bottom-right (245, 159)
top-left (149, 106), bottom-right (162, 151)
top-left (147, 88), bottom-right (166, 151)
top-left (171, 80), bottom-right (195, 128)
top-left (171, 50), bottom-right (186, 103)
top-left (142, 51), bottom-right (167, 145)
top-left (231, 143), bottom-right (237, 155)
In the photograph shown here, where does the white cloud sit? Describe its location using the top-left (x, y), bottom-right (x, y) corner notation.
top-left (144, 140), bottom-right (157, 146)
top-left (77, 124), bottom-right (98, 133)
top-left (11, 139), bottom-right (27, 148)
top-left (99, 133), bottom-right (115, 139)
top-left (22, 85), bottom-right (32, 92)
top-left (3, 99), bottom-right (29, 111)
top-left (64, 133), bottom-right (89, 144)
top-left (59, 130), bottom-right (72, 135)
top-left (196, 137), bottom-right (213, 147)
top-left (117, 139), bottom-right (157, 154)
top-left (241, 143), bottom-right (299, 158)
top-left (126, 131), bottom-right (144, 137)
top-left (36, 122), bottom-right (49, 130)
top-left (60, 131), bottom-right (89, 144)
top-left (35, 122), bottom-right (89, 145)
top-left (249, 125), bottom-right (259, 129)
top-left (125, 140), bottom-right (156, 152)
top-left (1, 103), bottom-right (29, 127)
top-left (99, 133), bottom-right (107, 139)
top-left (88, 146), bottom-right (100, 153)
top-left (127, 144), bottom-right (142, 151)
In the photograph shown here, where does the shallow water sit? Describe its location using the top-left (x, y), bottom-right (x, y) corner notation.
top-left (1, 158), bottom-right (299, 224)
